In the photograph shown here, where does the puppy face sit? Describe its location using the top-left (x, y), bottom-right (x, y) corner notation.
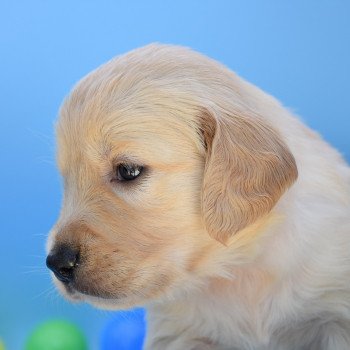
top-left (46, 44), bottom-right (297, 309)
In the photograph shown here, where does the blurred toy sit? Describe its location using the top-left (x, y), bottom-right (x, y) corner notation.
top-left (25, 320), bottom-right (87, 350)
top-left (0, 338), bottom-right (5, 350)
top-left (100, 308), bottom-right (146, 350)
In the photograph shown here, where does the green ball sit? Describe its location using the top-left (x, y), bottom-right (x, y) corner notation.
top-left (0, 338), bottom-right (5, 350)
top-left (25, 320), bottom-right (87, 350)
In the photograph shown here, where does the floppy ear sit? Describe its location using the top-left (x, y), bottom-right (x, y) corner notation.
top-left (200, 108), bottom-right (298, 244)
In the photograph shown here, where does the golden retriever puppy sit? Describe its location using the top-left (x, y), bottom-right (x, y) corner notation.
top-left (46, 44), bottom-right (350, 350)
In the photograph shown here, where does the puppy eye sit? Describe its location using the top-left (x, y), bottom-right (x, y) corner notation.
top-left (116, 164), bottom-right (143, 181)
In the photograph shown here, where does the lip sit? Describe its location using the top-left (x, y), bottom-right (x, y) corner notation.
top-left (61, 283), bottom-right (128, 310)
top-left (52, 275), bottom-right (149, 311)
top-left (55, 276), bottom-right (119, 300)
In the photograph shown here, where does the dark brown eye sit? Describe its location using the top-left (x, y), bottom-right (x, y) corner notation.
top-left (116, 164), bottom-right (143, 181)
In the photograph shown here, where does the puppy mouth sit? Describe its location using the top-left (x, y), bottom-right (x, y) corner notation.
top-left (53, 276), bottom-right (143, 310)
top-left (53, 275), bottom-right (118, 301)
top-left (46, 249), bottom-right (121, 300)
top-left (61, 284), bottom-right (83, 301)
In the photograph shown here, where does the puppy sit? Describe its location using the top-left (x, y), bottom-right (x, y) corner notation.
top-left (46, 44), bottom-right (350, 350)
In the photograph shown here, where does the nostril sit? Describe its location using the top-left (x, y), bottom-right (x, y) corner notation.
top-left (57, 266), bottom-right (74, 281)
top-left (46, 245), bottom-right (79, 283)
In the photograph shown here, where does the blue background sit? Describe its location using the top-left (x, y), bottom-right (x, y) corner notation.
top-left (1, 1), bottom-right (349, 349)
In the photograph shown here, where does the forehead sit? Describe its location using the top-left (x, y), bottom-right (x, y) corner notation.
top-left (56, 101), bottom-right (203, 175)
top-left (55, 51), bottom-right (206, 173)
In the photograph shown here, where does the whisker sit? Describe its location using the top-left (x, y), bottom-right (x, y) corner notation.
top-left (21, 270), bottom-right (48, 275)
top-left (21, 265), bottom-right (47, 270)
top-left (32, 232), bottom-right (49, 237)
top-left (28, 254), bottom-right (46, 258)
top-left (32, 285), bottom-right (56, 301)
top-left (27, 128), bottom-right (54, 148)
top-left (35, 157), bottom-right (56, 166)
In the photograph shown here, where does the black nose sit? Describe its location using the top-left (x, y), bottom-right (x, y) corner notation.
top-left (46, 245), bottom-right (79, 283)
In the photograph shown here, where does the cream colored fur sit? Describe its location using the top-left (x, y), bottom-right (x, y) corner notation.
top-left (47, 44), bottom-right (350, 349)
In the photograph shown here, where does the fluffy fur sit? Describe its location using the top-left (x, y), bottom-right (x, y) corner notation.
top-left (46, 44), bottom-right (350, 349)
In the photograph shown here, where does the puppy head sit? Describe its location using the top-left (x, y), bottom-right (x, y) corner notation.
top-left (46, 44), bottom-right (297, 309)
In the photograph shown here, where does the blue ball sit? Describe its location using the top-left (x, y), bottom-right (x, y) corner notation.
top-left (100, 309), bottom-right (146, 350)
